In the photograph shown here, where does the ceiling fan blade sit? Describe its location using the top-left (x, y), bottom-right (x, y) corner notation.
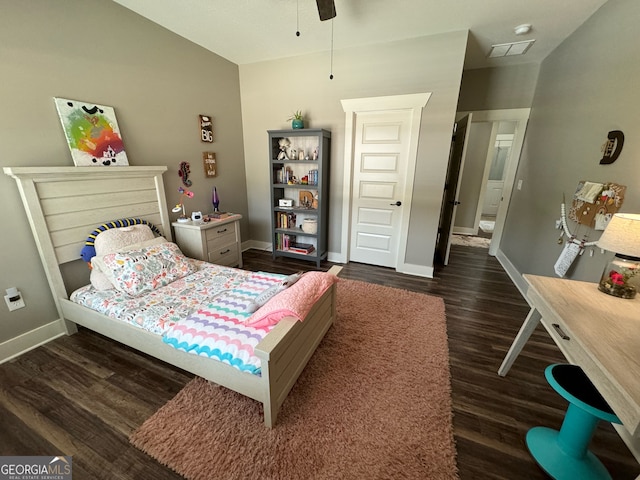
top-left (316, 0), bottom-right (336, 21)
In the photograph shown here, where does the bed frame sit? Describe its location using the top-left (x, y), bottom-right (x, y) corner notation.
top-left (4, 166), bottom-right (337, 427)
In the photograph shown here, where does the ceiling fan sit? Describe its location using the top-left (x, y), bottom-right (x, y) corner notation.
top-left (316, 0), bottom-right (336, 21)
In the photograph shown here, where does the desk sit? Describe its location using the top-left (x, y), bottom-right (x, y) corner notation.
top-left (499, 274), bottom-right (640, 462)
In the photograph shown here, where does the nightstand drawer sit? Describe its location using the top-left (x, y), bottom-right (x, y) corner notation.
top-left (172, 215), bottom-right (242, 268)
top-left (206, 225), bottom-right (237, 251)
top-left (208, 243), bottom-right (239, 266)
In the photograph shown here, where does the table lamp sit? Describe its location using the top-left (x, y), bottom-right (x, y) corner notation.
top-left (596, 213), bottom-right (640, 299)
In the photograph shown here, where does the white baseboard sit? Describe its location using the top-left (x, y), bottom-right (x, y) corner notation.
top-left (242, 240), bottom-right (271, 252)
top-left (0, 319), bottom-right (67, 364)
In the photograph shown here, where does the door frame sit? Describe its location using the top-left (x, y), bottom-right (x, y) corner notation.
top-left (455, 108), bottom-right (530, 256)
top-left (340, 93), bottom-right (431, 268)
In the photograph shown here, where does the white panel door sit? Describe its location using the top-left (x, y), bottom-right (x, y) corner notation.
top-left (482, 180), bottom-right (504, 216)
top-left (349, 110), bottom-right (411, 267)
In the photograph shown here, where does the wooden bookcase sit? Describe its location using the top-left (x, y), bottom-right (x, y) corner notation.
top-left (268, 129), bottom-right (331, 267)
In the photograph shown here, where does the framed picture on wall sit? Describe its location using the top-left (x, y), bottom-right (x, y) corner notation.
top-left (54, 97), bottom-right (129, 166)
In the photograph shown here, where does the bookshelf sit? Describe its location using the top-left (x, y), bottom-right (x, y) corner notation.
top-left (268, 128), bottom-right (331, 267)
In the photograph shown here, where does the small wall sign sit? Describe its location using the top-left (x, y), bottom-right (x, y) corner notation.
top-left (199, 114), bottom-right (213, 143)
top-left (203, 152), bottom-right (217, 177)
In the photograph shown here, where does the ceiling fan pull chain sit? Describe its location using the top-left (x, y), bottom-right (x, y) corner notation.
top-left (329, 18), bottom-right (334, 79)
top-left (296, 0), bottom-right (300, 36)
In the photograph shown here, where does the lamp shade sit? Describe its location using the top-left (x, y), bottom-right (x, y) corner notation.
top-left (596, 213), bottom-right (640, 258)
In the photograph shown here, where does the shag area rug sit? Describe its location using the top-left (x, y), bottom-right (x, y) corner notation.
top-left (451, 234), bottom-right (491, 249)
top-left (130, 279), bottom-right (458, 480)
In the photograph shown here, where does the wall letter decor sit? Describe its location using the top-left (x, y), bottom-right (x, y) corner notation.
top-left (600, 130), bottom-right (624, 165)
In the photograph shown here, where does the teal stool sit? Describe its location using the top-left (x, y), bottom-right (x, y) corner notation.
top-left (526, 364), bottom-right (621, 480)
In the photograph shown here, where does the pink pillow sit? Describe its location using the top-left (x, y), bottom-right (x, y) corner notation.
top-left (245, 271), bottom-right (338, 328)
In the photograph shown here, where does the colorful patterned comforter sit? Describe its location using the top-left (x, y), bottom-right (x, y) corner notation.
top-left (71, 262), bottom-right (287, 375)
top-left (162, 270), bottom-right (290, 375)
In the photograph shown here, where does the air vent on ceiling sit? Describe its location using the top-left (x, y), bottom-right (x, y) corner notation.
top-left (488, 40), bottom-right (535, 58)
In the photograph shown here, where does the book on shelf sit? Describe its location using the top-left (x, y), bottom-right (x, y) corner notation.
top-left (289, 242), bottom-right (315, 254)
top-left (276, 211), bottom-right (297, 229)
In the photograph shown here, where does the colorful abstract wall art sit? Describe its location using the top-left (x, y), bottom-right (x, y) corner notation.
top-left (54, 98), bottom-right (129, 166)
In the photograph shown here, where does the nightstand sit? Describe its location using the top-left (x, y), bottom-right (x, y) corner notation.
top-left (172, 214), bottom-right (243, 267)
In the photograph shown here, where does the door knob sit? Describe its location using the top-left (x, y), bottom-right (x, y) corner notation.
top-left (449, 200), bottom-right (461, 205)
top-left (390, 201), bottom-right (402, 206)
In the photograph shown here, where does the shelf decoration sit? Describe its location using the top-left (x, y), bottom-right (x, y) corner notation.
top-left (212, 187), bottom-right (220, 212)
top-left (287, 111), bottom-right (304, 129)
top-left (203, 152), bottom-right (217, 177)
top-left (54, 97), bottom-right (128, 166)
top-left (277, 138), bottom-right (291, 160)
top-left (199, 114), bottom-right (213, 143)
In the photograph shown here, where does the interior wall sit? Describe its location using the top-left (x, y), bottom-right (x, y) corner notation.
top-left (239, 32), bottom-right (468, 270)
top-left (457, 63), bottom-right (540, 112)
top-left (0, 0), bottom-right (247, 342)
top-left (501, 0), bottom-right (640, 281)
top-left (454, 122), bottom-right (493, 230)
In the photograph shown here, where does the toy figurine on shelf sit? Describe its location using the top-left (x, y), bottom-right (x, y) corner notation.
top-left (277, 138), bottom-right (290, 160)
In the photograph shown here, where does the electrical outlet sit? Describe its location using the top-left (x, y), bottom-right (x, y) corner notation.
top-left (4, 295), bottom-right (25, 312)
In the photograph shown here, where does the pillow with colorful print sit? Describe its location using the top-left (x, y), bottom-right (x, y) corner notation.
top-left (92, 242), bottom-right (197, 297)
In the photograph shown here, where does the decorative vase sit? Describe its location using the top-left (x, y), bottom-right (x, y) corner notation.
top-left (597, 254), bottom-right (640, 299)
top-left (292, 119), bottom-right (304, 129)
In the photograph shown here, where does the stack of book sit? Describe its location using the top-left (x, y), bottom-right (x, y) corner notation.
top-left (288, 242), bottom-right (315, 255)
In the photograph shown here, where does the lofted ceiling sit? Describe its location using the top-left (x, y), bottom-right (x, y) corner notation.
top-left (113, 0), bottom-right (607, 70)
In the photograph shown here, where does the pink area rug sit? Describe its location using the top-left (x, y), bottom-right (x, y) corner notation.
top-left (130, 279), bottom-right (458, 479)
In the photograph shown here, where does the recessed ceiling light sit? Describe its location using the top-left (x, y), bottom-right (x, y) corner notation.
top-left (514, 24), bottom-right (532, 35)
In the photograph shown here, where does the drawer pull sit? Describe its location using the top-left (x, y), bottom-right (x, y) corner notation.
top-left (552, 323), bottom-right (570, 341)
top-left (217, 228), bottom-right (228, 233)
top-left (220, 249), bottom-right (231, 255)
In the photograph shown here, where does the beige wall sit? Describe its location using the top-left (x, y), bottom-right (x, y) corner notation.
top-left (0, 0), bottom-right (247, 343)
top-left (501, 0), bottom-right (640, 281)
top-left (457, 63), bottom-right (539, 112)
top-left (239, 32), bottom-right (468, 269)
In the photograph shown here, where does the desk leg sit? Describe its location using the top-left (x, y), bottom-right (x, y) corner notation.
top-left (498, 308), bottom-right (542, 376)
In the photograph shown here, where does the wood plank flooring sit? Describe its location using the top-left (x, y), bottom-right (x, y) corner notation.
top-left (0, 245), bottom-right (638, 479)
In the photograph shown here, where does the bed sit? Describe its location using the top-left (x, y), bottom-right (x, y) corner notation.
top-left (4, 166), bottom-right (338, 427)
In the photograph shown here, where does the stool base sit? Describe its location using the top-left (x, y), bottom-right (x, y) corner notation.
top-left (526, 427), bottom-right (612, 480)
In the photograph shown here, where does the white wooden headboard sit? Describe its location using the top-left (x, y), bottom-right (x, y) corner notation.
top-left (3, 166), bottom-right (171, 310)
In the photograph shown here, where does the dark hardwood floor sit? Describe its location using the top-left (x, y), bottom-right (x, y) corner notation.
top-left (0, 245), bottom-right (638, 479)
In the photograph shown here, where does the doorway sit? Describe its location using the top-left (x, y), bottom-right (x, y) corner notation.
top-left (450, 109), bottom-right (530, 257)
top-left (340, 93), bottom-right (431, 269)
